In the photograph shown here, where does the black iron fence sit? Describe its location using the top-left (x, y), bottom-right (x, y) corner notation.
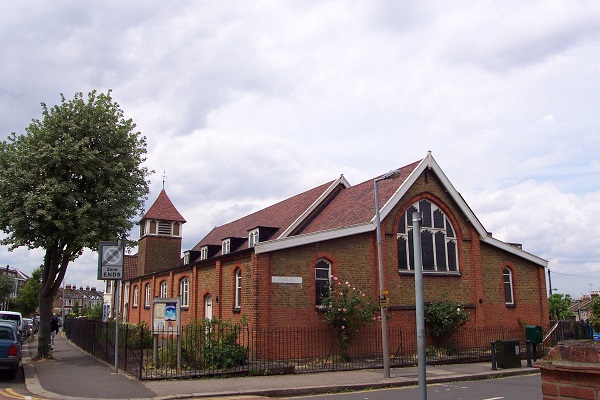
top-left (63, 318), bottom-right (590, 380)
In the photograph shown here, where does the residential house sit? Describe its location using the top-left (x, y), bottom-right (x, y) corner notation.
top-left (54, 284), bottom-right (104, 317)
top-left (0, 265), bottom-right (29, 310)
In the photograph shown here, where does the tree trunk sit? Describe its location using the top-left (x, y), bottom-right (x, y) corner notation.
top-left (36, 290), bottom-right (53, 357)
top-left (36, 243), bottom-right (69, 359)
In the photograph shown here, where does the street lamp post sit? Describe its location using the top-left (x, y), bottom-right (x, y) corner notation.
top-left (374, 170), bottom-right (401, 379)
top-left (412, 212), bottom-right (427, 400)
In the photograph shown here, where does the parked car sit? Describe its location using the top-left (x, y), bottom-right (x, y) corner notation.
top-left (23, 318), bottom-right (34, 338)
top-left (0, 311), bottom-right (25, 343)
top-left (0, 321), bottom-right (21, 379)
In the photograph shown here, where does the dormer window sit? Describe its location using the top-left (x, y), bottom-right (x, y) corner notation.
top-left (200, 247), bottom-right (208, 260)
top-left (222, 239), bottom-right (231, 255)
top-left (249, 229), bottom-right (259, 248)
top-left (183, 251), bottom-right (190, 265)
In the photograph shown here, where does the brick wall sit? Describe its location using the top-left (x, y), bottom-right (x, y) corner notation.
top-left (537, 340), bottom-right (600, 400)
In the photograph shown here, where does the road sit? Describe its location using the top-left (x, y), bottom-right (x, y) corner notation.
top-left (284, 374), bottom-right (542, 400)
top-left (0, 363), bottom-right (42, 400)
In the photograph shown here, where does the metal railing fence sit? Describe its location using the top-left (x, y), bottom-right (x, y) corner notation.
top-left (64, 318), bottom-right (589, 380)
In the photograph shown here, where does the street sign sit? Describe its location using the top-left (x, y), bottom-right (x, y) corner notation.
top-left (97, 241), bottom-right (124, 280)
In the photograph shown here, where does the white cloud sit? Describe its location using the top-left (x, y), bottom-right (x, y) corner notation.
top-left (1, 0), bottom-right (600, 298)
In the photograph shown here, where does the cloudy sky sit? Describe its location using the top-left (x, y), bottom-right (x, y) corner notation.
top-left (1, 1), bottom-right (599, 299)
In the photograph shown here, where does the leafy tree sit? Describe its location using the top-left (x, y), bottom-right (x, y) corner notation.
top-left (86, 303), bottom-right (103, 320)
top-left (0, 273), bottom-right (16, 306)
top-left (548, 293), bottom-right (573, 320)
top-left (321, 276), bottom-right (379, 361)
top-left (72, 301), bottom-right (80, 317)
top-left (0, 90), bottom-right (150, 358)
top-left (424, 295), bottom-right (470, 346)
top-left (589, 296), bottom-right (600, 333)
top-left (13, 266), bottom-right (43, 316)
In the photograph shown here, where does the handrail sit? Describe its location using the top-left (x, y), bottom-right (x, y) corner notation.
top-left (543, 321), bottom-right (559, 343)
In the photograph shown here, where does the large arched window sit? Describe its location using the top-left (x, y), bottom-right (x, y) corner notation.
top-left (503, 268), bottom-right (514, 305)
top-left (179, 277), bottom-right (189, 307)
top-left (315, 259), bottom-right (332, 306)
top-left (397, 199), bottom-right (459, 272)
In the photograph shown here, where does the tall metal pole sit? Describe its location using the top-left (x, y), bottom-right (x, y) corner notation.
top-left (547, 269), bottom-right (553, 298)
top-left (114, 279), bottom-right (120, 373)
top-left (412, 212), bottom-right (427, 400)
top-left (374, 179), bottom-right (390, 378)
top-left (114, 239), bottom-right (122, 374)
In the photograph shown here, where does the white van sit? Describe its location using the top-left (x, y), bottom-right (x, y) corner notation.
top-left (0, 311), bottom-right (24, 342)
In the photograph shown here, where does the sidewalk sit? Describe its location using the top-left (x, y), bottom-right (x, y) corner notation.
top-left (23, 333), bottom-right (540, 400)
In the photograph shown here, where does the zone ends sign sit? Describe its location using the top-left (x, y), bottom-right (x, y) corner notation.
top-left (97, 241), bottom-right (125, 280)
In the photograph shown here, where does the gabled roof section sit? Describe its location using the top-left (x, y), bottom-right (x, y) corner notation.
top-left (191, 178), bottom-right (347, 253)
top-left (255, 151), bottom-right (548, 267)
top-left (142, 189), bottom-right (186, 223)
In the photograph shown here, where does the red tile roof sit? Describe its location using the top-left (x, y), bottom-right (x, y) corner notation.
top-left (299, 161), bottom-right (420, 234)
top-left (191, 159), bottom-right (422, 252)
top-left (192, 180), bottom-right (337, 251)
top-left (142, 189), bottom-right (186, 223)
top-left (124, 254), bottom-right (138, 280)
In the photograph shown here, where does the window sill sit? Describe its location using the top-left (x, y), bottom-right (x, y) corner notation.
top-left (505, 303), bottom-right (516, 308)
top-left (315, 305), bottom-right (329, 313)
top-left (232, 308), bottom-right (241, 314)
top-left (399, 271), bottom-right (461, 276)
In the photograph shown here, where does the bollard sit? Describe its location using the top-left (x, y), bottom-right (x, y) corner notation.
top-left (526, 340), bottom-right (533, 367)
top-left (490, 341), bottom-right (497, 370)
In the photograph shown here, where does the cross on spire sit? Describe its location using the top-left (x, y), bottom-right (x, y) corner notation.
top-left (162, 169), bottom-right (167, 189)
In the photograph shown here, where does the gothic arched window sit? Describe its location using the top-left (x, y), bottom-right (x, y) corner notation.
top-left (397, 199), bottom-right (459, 272)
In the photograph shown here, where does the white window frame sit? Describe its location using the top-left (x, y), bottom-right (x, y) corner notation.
top-left (234, 269), bottom-right (242, 309)
top-left (200, 246), bottom-right (208, 260)
top-left (183, 251), bottom-right (190, 265)
top-left (503, 267), bottom-right (515, 305)
top-left (222, 239), bottom-right (231, 255)
top-left (144, 283), bottom-right (151, 307)
top-left (124, 283), bottom-right (130, 305)
top-left (133, 286), bottom-right (139, 307)
top-left (315, 259), bottom-right (332, 306)
top-left (179, 277), bottom-right (189, 307)
top-left (160, 281), bottom-right (168, 298)
top-left (248, 229), bottom-right (259, 248)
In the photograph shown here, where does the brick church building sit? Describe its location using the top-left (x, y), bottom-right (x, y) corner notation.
top-left (119, 152), bottom-right (549, 337)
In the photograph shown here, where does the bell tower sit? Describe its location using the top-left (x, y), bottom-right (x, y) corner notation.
top-left (137, 189), bottom-right (186, 276)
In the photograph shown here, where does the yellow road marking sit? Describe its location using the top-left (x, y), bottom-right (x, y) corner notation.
top-left (0, 388), bottom-right (44, 399)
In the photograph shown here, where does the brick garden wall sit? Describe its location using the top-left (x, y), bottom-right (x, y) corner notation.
top-left (537, 340), bottom-right (600, 400)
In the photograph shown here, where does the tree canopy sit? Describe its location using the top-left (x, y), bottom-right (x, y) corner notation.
top-left (589, 296), bottom-right (600, 332)
top-left (548, 293), bottom-right (573, 320)
top-left (0, 90), bottom-right (151, 357)
top-left (0, 274), bottom-right (16, 306)
top-left (12, 266), bottom-right (42, 316)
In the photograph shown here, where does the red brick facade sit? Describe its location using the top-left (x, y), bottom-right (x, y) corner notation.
top-left (120, 153), bottom-right (549, 352)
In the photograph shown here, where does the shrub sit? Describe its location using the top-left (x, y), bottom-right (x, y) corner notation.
top-left (424, 294), bottom-right (470, 345)
top-left (321, 276), bottom-right (379, 361)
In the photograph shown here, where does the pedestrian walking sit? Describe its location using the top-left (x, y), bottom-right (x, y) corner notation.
top-left (50, 313), bottom-right (59, 350)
